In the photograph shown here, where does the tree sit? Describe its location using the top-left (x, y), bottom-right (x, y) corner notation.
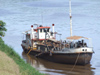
top-left (0, 20), bottom-right (7, 37)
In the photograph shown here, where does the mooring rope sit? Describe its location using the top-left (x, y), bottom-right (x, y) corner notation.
top-left (69, 52), bottom-right (80, 72)
top-left (27, 49), bottom-right (32, 55)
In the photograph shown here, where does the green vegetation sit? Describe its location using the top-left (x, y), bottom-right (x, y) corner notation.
top-left (0, 38), bottom-right (44, 75)
top-left (0, 20), bottom-right (7, 37)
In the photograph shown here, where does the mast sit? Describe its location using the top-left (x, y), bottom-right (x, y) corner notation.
top-left (69, 0), bottom-right (72, 36)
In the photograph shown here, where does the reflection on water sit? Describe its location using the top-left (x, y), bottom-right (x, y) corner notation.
top-left (22, 52), bottom-right (95, 75)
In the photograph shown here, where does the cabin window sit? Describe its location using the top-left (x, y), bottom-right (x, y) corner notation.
top-left (43, 28), bottom-right (49, 32)
top-left (40, 29), bottom-right (42, 32)
top-left (44, 29), bottom-right (46, 32)
top-left (47, 28), bottom-right (49, 32)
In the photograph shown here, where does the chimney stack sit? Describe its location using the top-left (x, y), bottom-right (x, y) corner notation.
top-left (52, 24), bottom-right (55, 38)
top-left (31, 25), bottom-right (34, 39)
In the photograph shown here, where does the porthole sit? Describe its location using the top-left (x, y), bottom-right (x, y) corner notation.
top-left (85, 49), bottom-right (87, 51)
top-left (82, 49), bottom-right (84, 51)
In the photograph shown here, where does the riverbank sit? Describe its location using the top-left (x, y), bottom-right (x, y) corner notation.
top-left (0, 51), bottom-right (20, 75)
top-left (0, 38), bottom-right (44, 75)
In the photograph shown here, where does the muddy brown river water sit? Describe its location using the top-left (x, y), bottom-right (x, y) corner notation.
top-left (22, 52), bottom-right (95, 75)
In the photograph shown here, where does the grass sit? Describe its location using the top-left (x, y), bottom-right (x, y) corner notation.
top-left (0, 38), bottom-right (45, 75)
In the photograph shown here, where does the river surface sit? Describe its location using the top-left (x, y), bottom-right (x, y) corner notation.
top-left (0, 0), bottom-right (100, 75)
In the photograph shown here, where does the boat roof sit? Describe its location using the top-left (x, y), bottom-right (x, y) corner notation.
top-left (37, 27), bottom-right (50, 29)
top-left (66, 36), bottom-right (88, 40)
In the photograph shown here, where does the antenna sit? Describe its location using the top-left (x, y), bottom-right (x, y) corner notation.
top-left (40, 1), bottom-right (43, 25)
top-left (69, 0), bottom-right (72, 36)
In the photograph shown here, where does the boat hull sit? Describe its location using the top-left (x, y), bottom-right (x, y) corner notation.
top-left (22, 47), bottom-right (92, 65)
top-left (37, 53), bottom-right (92, 65)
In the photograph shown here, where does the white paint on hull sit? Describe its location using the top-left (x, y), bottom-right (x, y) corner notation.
top-left (53, 47), bottom-right (93, 54)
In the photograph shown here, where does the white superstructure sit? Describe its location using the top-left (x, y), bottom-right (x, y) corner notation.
top-left (25, 24), bottom-right (56, 42)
